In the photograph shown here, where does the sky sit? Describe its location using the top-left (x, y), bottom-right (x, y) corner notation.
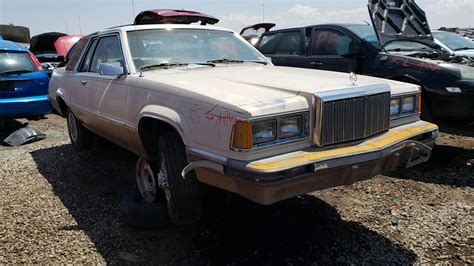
top-left (0, 0), bottom-right (473, 37)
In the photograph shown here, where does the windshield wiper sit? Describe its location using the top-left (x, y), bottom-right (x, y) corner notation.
top-left (138, 63), bottom-right (188, 71)
top-left (0, 70), bottom-right (33, 75)
top-left (206, 59), bottom-right (244, 64)
top-left (193, 62), bottom-right (216, 67)
top-left (249, 60), bottom-right (268, 65)
top-left (454, 47), bottom-right (473, 51)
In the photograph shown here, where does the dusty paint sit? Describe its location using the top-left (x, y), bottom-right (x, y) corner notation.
top-left (205, 104), bottom-right (244, 138)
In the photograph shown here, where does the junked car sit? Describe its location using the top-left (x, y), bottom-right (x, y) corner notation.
top-left (433, 30), bottom-right (474, 59)
top-left (252, 0), bottom-right (474, 122)
top-left (0, 38), bottom-right (51, 126)
top-left (48, 20), bottom-right (439, 225)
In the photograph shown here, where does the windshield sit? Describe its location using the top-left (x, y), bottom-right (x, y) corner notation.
top-left (345, 25), bottom-right (381, 49)
top-left (0, 51), bottom-right (37, 74)
top-left (127, 29), bottom-right (266, 70)
top-left (433, 31), bottom-right (474, 51)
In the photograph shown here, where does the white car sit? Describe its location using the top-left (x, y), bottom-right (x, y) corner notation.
top-left (433, 30), bottom-right (474, 59)
top-left (48, 23), bottom-right (439, 225)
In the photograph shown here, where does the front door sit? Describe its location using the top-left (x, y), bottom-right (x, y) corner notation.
top-left (306, 28), bottom-right (360, 73)
top-left (257, 29), bottom-right (307, 68)
top-left (72, 34), bottom-right (131, 147)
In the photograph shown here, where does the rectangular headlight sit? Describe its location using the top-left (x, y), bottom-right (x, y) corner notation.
top-left (279, 115), bottom-right (303, 138)
top-left (390, 99), bottom-right (400, 115)
top-left (401, 96), bottom-right (416, 113)
top-left (252, 120), bottom-right (277, 144)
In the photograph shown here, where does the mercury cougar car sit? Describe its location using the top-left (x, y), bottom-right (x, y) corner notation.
top-left (48, 23), bottom-right (439, 225)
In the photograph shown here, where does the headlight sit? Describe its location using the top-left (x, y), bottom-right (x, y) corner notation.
top-left (232, 112), bottom-right (308, 150)
top-left (279, 115), bottom-right (303, 138)
top-left (445, 87), bottom-right (462, 93)
top-left (390, 99), bottom-right (400, 115)
top-left (252, 120), bottom-right (276, 144)
top-left (401, 96), bottom-right (415, 113)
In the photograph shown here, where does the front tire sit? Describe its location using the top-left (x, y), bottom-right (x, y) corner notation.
top-left (67, 109), bottom-right (93, 151)
top-left (158, 132), bottom-right (202, 225)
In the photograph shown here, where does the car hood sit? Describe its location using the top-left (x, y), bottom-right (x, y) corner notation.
top-left (139, 65), bottom-right (417, 109)
top-left (454, 49), bottom-right (474, 58)
top-left (368, 0), bottom-right (434, 48)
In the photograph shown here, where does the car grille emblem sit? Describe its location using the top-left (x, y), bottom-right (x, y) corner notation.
top-left (349, 72), bottom-right (358, 86)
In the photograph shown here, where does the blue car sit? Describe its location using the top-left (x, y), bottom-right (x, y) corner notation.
top-left (0, 38), bottom-right (51, 122)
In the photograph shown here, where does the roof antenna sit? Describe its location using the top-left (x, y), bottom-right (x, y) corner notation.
top-left (363, 20), bottom-right (371, 25)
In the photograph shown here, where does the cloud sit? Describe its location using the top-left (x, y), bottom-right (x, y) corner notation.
top-left (219, 1), bottom-right (474, 33)
top-left (219, 4), bottom-right (369, 32)
top-left (423, 0), bottom-right (474, 28)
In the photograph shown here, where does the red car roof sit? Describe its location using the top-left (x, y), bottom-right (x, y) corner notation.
top-left (134, 9), bottom-right (219, 25)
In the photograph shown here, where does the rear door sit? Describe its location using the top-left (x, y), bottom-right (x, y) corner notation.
top-left (257, 29), bottom-right (306, 67)
top-left (305, 27), bottom-right (360, 73)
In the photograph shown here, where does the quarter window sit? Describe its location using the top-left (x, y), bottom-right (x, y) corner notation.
top-left (79, 39), bottom-right (97, 72)
top-left (259, 31), bottom-right (302, 55)
top-left (90, 35), bottom-right (125, 73)
top-left (312, 30), bottom-right (354, 56)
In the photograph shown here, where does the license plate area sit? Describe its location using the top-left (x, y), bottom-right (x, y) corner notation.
top-left (0, 81), bottom-right (15, 92)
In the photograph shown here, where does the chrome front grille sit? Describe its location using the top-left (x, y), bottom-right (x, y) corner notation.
top-left (314, 92), bottom-right (390, 147)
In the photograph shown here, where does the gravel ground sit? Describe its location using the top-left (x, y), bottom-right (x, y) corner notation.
top-left (0, 114), bottom-right (472, 264)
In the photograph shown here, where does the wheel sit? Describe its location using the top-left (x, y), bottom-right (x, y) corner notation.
top-left (120, 188), bottom-right (171, 229)
top-left (158, 131), bottom-right (202, 225)
top-left (66, 109), bottom-right (93, 151)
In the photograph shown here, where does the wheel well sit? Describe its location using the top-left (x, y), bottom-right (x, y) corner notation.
top-left (56, 97), bottom-right (68, 117)
top-left (138, 117), bottom-right (182, 161)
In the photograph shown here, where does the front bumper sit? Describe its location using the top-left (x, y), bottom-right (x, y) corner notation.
top-left (430, 79), bottom-right (474, 119)
top-left (192, 121), bottom-right (439, 205)
top-left (0, 95), bottom-right (52, 119)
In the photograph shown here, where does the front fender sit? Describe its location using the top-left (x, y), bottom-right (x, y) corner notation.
top-left (137, 105), bottom-right (188, 144)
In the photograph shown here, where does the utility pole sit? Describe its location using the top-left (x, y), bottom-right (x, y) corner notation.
top-left (78, 16), bottom-right (82, 35)
top-left (65, 20), bottom-right (69, 34)
top-left (262, 4), bottom-right (265, 23)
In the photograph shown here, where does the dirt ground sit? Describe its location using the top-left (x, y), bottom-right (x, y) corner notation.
top-left (0, 114), bottom-right (472, 264)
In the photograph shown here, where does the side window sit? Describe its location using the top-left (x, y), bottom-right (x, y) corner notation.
top-left (90, 35), bottom-right (125, 73)
top-left (259, 31), bottom-right (302, 55)
top-left (312, 30), bottom-right (354, 56)
top-left (79, 39), bottom-right (97, 72)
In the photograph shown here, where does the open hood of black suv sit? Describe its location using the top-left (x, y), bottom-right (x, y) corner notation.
top-left (368, 0), bottom-right (434, 48)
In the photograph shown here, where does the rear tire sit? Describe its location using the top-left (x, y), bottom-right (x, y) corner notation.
top-left (67, 109), bottom-right (94, 151)
top-left (158, 132), bottom-right (202, 225)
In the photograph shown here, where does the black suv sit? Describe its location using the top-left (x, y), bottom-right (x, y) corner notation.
top-left (253, 0), bottom-right (474, 121)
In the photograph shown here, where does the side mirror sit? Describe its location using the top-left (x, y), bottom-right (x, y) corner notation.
top-left (98, 63), bottom-right (126, 76)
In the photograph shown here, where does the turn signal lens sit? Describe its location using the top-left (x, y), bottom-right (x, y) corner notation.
top-left (232, 121), bottom-right (252, 149)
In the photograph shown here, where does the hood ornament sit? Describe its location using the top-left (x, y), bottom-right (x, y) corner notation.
top-left (349, 72), bottom-right (358, 86)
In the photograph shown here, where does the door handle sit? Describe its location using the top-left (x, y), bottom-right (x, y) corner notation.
top-left (80, 80), bottom-right (87, 85)
top-left (310, 61), bottom-right (323, 67)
